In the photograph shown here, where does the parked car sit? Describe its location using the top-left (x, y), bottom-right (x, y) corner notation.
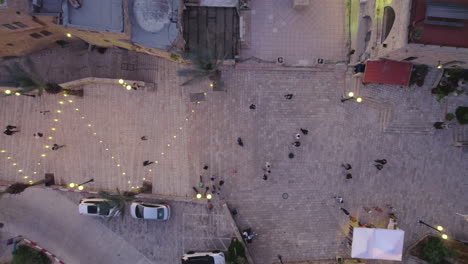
top-left (78, 198), bottom-right (119, 217)
top-left (181, 251), bottom-right (225, 264)
top-left (130, 201), bottom-right (170, 220)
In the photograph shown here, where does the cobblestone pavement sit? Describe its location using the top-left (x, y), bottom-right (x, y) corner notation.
top-left (1, 45), bottom-right (467, 264)
top-left (241, 0), bottom-right (347, 66)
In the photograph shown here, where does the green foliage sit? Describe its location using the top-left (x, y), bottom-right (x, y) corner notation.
top-left (410, 64), bottom-right (429, 86)
top-left (177, 48), bottom-right (225, 89)
top-left (409, 27), bottom-right (423, 41)
top-left (421, 237), bottom-right (458, 264)
top-left (445, 113), bottom-right (455, 121)
top-left (455, 106), bottom-right (468, 124)
top-left (433, 68), bottom-right (468, 101)
top-left (12, 245), bottom-right (51, 264)
top-left (98, 189), bottom-right (134, 221)
top-left (170, 53), bottom-right (180, 61)
top-left (227, 238), bottom-right (247, 264)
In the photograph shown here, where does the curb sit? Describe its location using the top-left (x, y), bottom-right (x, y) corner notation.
top-left (22, 238), bottom-right (65, 264)
top-left (221, 203), bottom-right (255, 264)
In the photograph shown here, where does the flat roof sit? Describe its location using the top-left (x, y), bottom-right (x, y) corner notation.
top-left (363, 60), bottom-right (413, 87)
top-left (129, 0), bottom-right (179, 50)
top-left (62, 0), bottom-right (124, 32)
top-left (410, 0), bottom-right (468, 48)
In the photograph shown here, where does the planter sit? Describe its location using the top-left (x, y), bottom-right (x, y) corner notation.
top-left (408, 235), bottom-right (467, 264)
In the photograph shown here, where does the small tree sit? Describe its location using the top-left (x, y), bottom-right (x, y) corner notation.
top-left (98, 189), bottom-right (134, 220)
top-left (0, 179), bottom-right (46, 197)
top-left (1, 57), bottom-right (83, 97)
top-left (12, 245), bottom-right (51, 264)
top-left (455, 106), bottom-right (468, 124)
top-left (177, 49), bottom-right (225, 89)
top-left (227, 238), bottom-right (247, 264)
top-left (421, 237), bottom-right (458, 264)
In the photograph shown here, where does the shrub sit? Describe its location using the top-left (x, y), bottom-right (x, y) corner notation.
top-left (421, 237), bottom-right (458, 264)
top-left (227, 238), bottom-right (246, 264)
top-left (410, 64), bottom-right (429, 86)
top-left (12, 245), bottom-right (51, 264)
top-left (455, 106), bottom-right (468, 124)
top-left (445, 113), bottom-right (455, 121)
top-left (170, 53), bottom-right (180, 61)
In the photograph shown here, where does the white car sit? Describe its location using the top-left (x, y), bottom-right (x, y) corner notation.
top-left (130, 201), bottom-right (170, 220)
top-left (181, 251), bottom-right (225, 264)
top-left (78, 198), bottom-right (119, 217)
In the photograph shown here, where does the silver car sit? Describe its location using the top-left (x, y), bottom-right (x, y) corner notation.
top-left (130, 201), bottom-right (170, 220)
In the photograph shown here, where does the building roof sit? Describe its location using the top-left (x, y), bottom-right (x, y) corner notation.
top-left (129, 0), bottom-right (180, 50)
top-left (410, 0), bottom-right (468, 48)
top-left (62, 0), bottom-right (124, 32)
top-left (363, 60), bottom-right (413, 87)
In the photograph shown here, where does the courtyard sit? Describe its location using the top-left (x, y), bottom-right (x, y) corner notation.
top-left (0, 41), bottom-right (467, 263)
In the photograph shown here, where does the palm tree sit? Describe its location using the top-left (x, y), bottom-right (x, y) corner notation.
top-left (177, 49), bottom-right (225, 89)
top-left (0, 179), bottom-right (46, 197)
top-left (0, 57), bottom-right (83, 97)
top-left (98, 189), bottom-right (134, 220)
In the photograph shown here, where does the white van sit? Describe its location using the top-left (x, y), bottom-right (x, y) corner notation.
top-left (181, 251), bottom-right (226, 264)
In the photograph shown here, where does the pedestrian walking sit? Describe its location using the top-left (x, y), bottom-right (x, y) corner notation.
top-left (300, 128), bottom-right (309, 135)
top-left (141, 136), bottom-right (148, 140)
top-left (288, 153), bottom-right (294, 159)
top-left (341, 163), bottom-right (352, 170)
top-left (210, 175), bottom-right (218, 181)
top-left (263, 174), bottom-right (268, 180)
top-left (333, 196), bottom-right (344, 203)
top-left (237, 137), bottom-right (244, 147)
top-left (40, 110), bottom-right (50, 115)
top-left (51, 144), bottom-right (65, 150)
top-left (375, 164), bottom-right (383, 170)
top-left (219, 180), bottom-right (224, 186)
top-left (203, 165), bottom-right (209, 170)
top-left (284, 94), bottom-right (293, 99)
top-left (249, 104), bottom-right (256, 110)
top-left (346, 173), bottom-right (352, 180)
top-left (374, 159), bottom-right (387, 165)
top-left (339, 207), bottom-right (350, 215)
top-left (292, 141), bottom-right (300, 147)
top-left (143, 160), bottom-right (154, 166)
top-left (34, 133), bottom-right (44, 138)
top-left (295, 133), bottom-right (301, 140)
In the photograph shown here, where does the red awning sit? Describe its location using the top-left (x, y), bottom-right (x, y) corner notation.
top-left (363, 60), bottom-right (413, 87)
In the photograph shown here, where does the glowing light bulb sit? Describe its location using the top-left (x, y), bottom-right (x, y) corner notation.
top-left (173, 135), bottom-right (176, 138)
top-left (81, 116), bottom-right (85, 119)
top-left (126, 85), bottom-right (132, 90)
top-left (122, 172), bottom-right (126, 175)
top-left (206, 194), bottom-right (212, 199)
top-left (18, 169), bottom-right (23, 172)
top-left (37, 162), bottom-right (41, 165)
top-left (28, 180), bottom-right (33, 184)
top-left (191, 110), bottom-right (195, 113)
top-left (161, 152), bottom-right (165, 155)
top-left (196, 193), bottom-right (202, 199)
top-left (51, 128), bottom-right (56, 131)
top-left (441, 234), bottom-right (448, 239)
top-left (99, 140), bottom-right (102, 143)
top-left (7, 157), bottom-right (12, 159)
top-left (69, 183), bottom-right (76, 188)
top-left (5, 90), bottom-right (12, 95)
top-left (118, 79), bottom-right (124, 84)
top-left (66, 33), bottom-right (72, 38)
top-left (356, 97), bottom-right (363, 103)
top-left (40, 154), bottom-right (46, 157)
top-left (117, 164), bottom-right (121, 167)
top-left (56, 110), bottom-right (62, 113)
top-left (33, 172), bottom-right (37, 174)
top-left (58, 101), bottom-right (64, 104)
top-left (63, 94), bottom-right (68, 97)
top-left (48, 136), bottom-right (53, 140)
top-left (12, 163), bottom-right (17, 166)
top-left (203, 93), bottom-right (207, 96)
top-left (167, 144), bottom-right (171, 147)
top-left (23, 176), bottom-right (29, 179)
top-left (87, 124), bottom-right (92, 127)
top-left (0, 150), bottom-right (6, 153)
top-left (155, 161), bottom-right (159, 164)
top-left (111, 156), bottom-right (115, 159)
top-left (68, 100), bottom-right (73, 103)
top-left (348, 92), bottom-right (354, 97)
top-left (105, 148), bottom-right (109, 151)
top-left (78, 185), bottom-right (84, 191)
top-left (15, 92), bottom-right (21, 96)
top-left (128, 181), bottom-right (131, 184)
top-left (142, 178), bottom-right (146, 180)
top-left (45, 145), bottom-right (50, 149)
top-left (179, 127), bottom-right (183, 130)
top-left (75, 108), bottom-right (79, 111)
top-left (53, 119), bottom-right (59, 122)
top-left (148, 169), bottom-right (152, 172)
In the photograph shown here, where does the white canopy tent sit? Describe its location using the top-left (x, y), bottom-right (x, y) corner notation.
top-left (351, 228), bottom-right (405, 261)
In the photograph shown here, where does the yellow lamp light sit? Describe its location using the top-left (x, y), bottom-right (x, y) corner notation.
top-left (436, 226), bottom-right (444, 231)
top-left (56, 110), bottom-right (62, 113)
top-left (77, 185), bottom-right (84, 191)
top-left (196, 193), bottom-right (202, 199)
top-left (118, 79), bottom-right (124, 84)
top-left (18, 169), bottom-right (23, 172)
top-left (53, 119), bottom-right (59, 122)
top-left (15, 92), bottom-right (21, 96)
top-left (0, 150), bottom-right (6, 153)
top-left (59, 101), bottom-right (64, 104)
top-left (126, 85), bottom-right (132, 90)
top-left (66, 33), bottom-right (72, 38)
top-left (5, 90), bottom-right (12, 95)
top-left (348, 92), bottom-right (354, 97)
top-left (12, 163), bottom-right (17, 166)
top-left (356, 97), bottom-right (363, 103)
top-left (23, 176), bottom-right (29, 179)
top-left (40, 154), bottom-right (46, 157)
top-left (68, 100), bottom-right (73, 103)
top-left (69, 183), bottom-right (76, 188)
top-left (51, 128), bottom-right (56, 131)
top-left (441, 234), bottom-right (448, 239)
top-left (206, 193), bottom-right (212, 200)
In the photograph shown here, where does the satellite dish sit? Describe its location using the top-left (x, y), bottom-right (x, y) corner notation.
top-left (133, 0), bottom-right (170, 33)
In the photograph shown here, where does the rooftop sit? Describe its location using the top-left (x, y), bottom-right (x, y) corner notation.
top-left (62, 0), bottom-right (124, 32)
top-left (129, 0), bottom-right (180, 50)
top-left (410, 0), bottom-right (468, 48)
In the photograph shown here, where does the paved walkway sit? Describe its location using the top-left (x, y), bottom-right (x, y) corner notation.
top-left (0, 45), bottom-right (467, 264)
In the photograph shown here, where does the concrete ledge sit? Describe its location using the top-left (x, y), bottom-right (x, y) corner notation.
top-left (60, 77), bottom-right (145, 90)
